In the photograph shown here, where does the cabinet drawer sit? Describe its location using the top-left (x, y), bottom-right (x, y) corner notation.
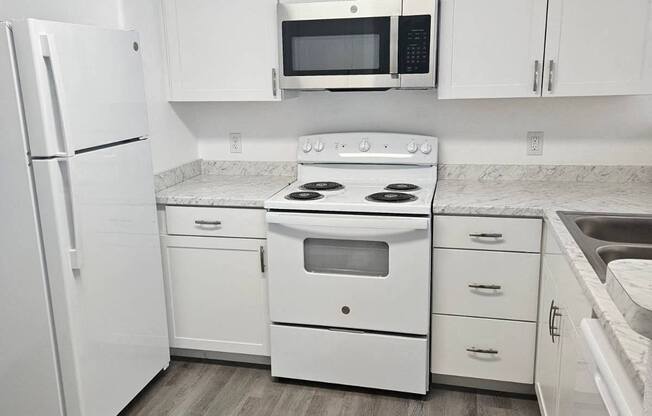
top-left (433, 249), bottom-right (540, 321)
top-left (433, 216), bottom-right (542, 253)
top-left (166, 206), bottom-right (266, 238)
top-left (431, 315), bottom-right (536, 384)
top-left (271, 324), bottom-right (428, 394)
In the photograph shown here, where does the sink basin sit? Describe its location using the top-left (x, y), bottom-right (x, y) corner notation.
top-left (597, 245), bottom-right (652, 265)
top-left (558, 212), bottom-right (652, 282)
top-left (575, 216), bottom-right (652, 244)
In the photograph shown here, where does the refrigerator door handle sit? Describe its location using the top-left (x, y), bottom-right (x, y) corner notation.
top-left (40, 34), bottom-right (73, 157)
top-left (58, 158), bottom-right (83, 270)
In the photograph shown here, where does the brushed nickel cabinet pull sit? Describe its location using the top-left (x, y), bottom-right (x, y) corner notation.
top-left (466, 347), bottom-right (499, 355)
top-left (194, 220), bottom-right (222, 226)
top-left (468, 283), bottom-right (502, 290)
top-left (547, 60), bottom-right (555, 92)
top-left (259, 246), bottom-right (265, 273)
top-left (469, 233), bottom-right (503, 238)
top-left (533, 60), bottom-right (540, 92)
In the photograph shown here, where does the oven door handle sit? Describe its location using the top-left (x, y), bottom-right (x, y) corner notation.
top-left (266, 212), bottom-right (429, 231)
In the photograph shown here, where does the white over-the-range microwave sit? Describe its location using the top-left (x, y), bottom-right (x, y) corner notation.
top-left (278, 0), bottom-right (437, 91)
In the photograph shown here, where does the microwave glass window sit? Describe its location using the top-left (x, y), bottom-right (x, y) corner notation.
top-left (303, 238), bottom-right (389, 277)
top-left (292, 34), bottom-right (380, 71)
top-left (282, 17), bottom-right (391, 76)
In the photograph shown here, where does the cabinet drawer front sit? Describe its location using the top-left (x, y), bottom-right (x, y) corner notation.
top-left (433, 249), bottom-right (540, 321)
top-left (434, 216), bottom-right (542, 253)
top-left (166, 206), bottom-right (266, 238)
top-left (431, 315), bottom-right (536, 384)
top-left (271, 324), bottom-right (428, 394)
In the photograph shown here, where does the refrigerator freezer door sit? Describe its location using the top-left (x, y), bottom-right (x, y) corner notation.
top-left (12, 19), bottom-right (148, 157)
top-left (32, 139), bottom-right (169, 416)
top-left (0, 22), bottom-right (65, 416)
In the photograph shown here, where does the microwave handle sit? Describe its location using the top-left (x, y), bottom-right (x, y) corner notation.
top-left (389, 16), bottom-right (399, 75)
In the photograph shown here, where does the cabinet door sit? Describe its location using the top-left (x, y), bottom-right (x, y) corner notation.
top-left (162, 235), bottom-right (270, 356)
top-left (557, 316), bottom-right (610, 416)
top-left (437, 0), bottom-right (548, 99)
top-left (544, 0), bottom-right (652, 97)
top-left (161, 0), bottom-right (280, 101)
top-left (534, 266), bottom-right (561, 416)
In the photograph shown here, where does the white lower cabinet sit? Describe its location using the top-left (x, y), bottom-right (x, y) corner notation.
top-left (431, 215), bottom-right (542, 390)
top-left (535, 222), bottom-right (594, 416)
top-left (431, 315), bottom-right (536, 384)
top-left (160, 216), bottom-right (270, 356)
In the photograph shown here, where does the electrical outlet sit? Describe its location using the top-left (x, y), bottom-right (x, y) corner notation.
top-left (229, 133), bottom-right (242, 153)
top-left (527, 131), bottom-right (544, 156)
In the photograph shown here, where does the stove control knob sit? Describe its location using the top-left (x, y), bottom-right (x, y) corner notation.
top-left (420, 142), bottom-right (432, 154)
top-left (407, 141), bottom-right (418, 153)
top-left (314, 140), bottom-right (325, 152)
top-left (302, 141), bottom-right (312, 153)
top-left (359, 139), bottom-right (371, 152)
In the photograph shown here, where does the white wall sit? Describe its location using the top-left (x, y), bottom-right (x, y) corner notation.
top-left (180, 90), bottom-right (652, 165)
top-left (0, 0), bottom-right (122, 27)
top-left (2, 0), bottom-right (198, 173)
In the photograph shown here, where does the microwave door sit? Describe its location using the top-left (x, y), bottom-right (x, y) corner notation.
top-left (280, 16), bottom-right (400, 90)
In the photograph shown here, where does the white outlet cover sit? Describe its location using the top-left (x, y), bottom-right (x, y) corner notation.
top-left (230, 133), bottom-right (242, 153)
top-left (527, 131), bottom-right (543, 156)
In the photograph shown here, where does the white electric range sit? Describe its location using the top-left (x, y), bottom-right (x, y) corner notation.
top-left (264, 132), bottom-right (438, 395)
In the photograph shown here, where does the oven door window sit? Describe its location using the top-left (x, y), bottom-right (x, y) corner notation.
top-left (303, 238), bottom-right (389, 277)
top-left (282, 17), bottom-right (391, 76)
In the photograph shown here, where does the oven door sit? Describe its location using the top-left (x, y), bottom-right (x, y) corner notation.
top-left (266, 212), bottom-right (431, 335)
top-left (279, 1), bottom-right (401, 90)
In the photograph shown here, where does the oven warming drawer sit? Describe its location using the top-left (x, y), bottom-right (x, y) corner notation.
top-left (270, 324), bottom-right (429, 394)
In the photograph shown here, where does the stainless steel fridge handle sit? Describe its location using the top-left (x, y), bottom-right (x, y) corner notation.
top-left (40, 34), bottom-right (73, 157)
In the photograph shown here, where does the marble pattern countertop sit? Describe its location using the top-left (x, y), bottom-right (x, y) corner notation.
top-left (606, 260), bottom-right (652, 340)
top-left (433, 179), bottom-right (652, 394)
top-left (156, 174), bottom-right (294, 208)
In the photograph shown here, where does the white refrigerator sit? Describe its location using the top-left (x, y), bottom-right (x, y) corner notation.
top-left (0, 19), bottom-right (170, 416)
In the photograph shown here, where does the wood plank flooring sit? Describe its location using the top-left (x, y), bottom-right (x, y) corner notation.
top-left (120, 359), bottom-right (541, 416)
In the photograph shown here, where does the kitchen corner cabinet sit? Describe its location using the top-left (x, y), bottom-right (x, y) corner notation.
top-left (161, 0), bottom-right (281, 101)
top-left (159, 206), bottom-right (270, 357)
top-left (438, 0), bottom-right (652, 99)
top-left (534, 222), bottom-right (593, 416)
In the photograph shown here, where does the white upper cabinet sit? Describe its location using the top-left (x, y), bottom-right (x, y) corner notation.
top-left (437, 0), bottom-right (548, 99)
top-left (439, 0), bottom-right (652, 98)
top-left (543, 0), bottom-right (652, 97)
top-left (161, 0), bottom-right (281, 101)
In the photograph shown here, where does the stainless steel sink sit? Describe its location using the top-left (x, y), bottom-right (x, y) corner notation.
top-left (575, 216), bottom-right (652, 244)
top-left (558, 212), bottom-right (652, 282)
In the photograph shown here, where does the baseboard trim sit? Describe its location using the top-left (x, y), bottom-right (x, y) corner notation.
top-left (430, 374), bottom-right (535, 397)
top-left (170, 348), bottom-right (271, 366)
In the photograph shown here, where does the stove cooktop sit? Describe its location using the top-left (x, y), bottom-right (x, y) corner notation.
top-left (266, 181), bottom-right (435, 215)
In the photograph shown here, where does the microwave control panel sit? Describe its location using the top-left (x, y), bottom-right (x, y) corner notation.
top-left (398, 15), bottom-right (431, 74)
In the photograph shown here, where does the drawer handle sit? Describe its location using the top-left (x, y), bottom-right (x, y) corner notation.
top-left (194, 220), bottom-right (222, 226)
top-left (466, 347), bottom-right (499, 355)
top-left (469, 233), bottom-right (503, 238)
top-left (468, 283), bottom-right (502, 290)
